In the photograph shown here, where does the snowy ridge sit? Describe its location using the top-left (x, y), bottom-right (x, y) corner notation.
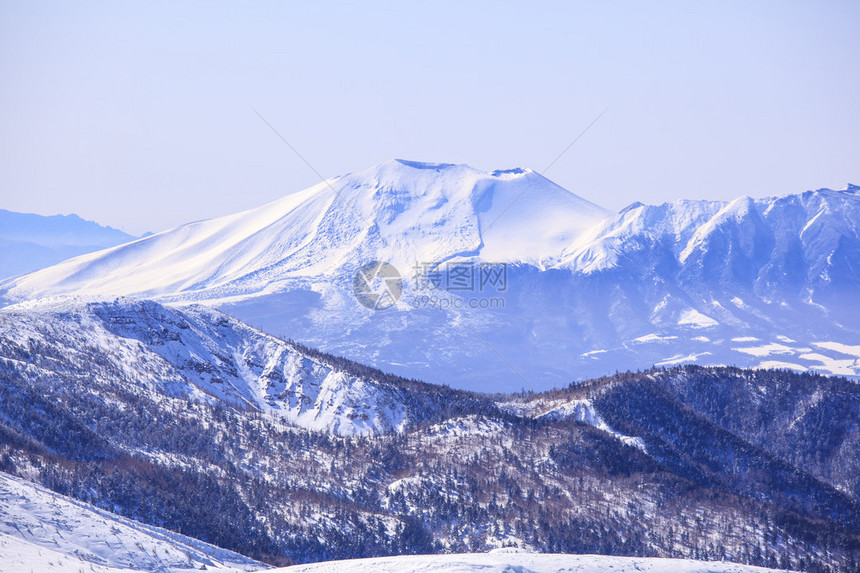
top-left (499, 396), bottom-right (648, 451)
top-left (0, 471), bottom-right (262, 572)
top-left (560, 186), bottom-right (860, 291)
top-left (560, 199), bottom-right (726, 273)
top-left (0, 296), bottom-right (440, 436)
top-left (533, 399), bottom-right (646, 451)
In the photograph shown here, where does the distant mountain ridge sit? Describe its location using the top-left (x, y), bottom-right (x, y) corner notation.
top-left (1, 162), bottom-right (858, 390)
top-left (0, 208), bottom-right (137, 279)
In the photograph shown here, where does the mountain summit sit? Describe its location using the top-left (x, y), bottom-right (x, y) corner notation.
top-left (1, 163), bottom-right (858, 391)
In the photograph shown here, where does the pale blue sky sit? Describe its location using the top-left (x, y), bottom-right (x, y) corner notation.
top-left (2, 1), bottom-right (858, 235)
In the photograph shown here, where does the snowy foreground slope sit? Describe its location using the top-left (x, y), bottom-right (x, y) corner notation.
top-left (1, 160), bottom-right (858, 390)
top-left (278, 550), bottom-right (789, 573)
top-left (0, 471), bottom-right (261, 573)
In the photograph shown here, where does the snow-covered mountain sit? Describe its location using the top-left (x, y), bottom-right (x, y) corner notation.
top-left (1, 161), bottom-right (858, 391)
top-left (0, 209), bottom-right (137, 279)
top-left (0, 471), bottom-right (262, 572)
top-left (0, 160), bottom-right (608, 300)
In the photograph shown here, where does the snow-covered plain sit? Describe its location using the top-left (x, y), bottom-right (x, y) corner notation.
top-left (1, 162), bottom-right (858, 391)
top-left (0, 471), bottom-right (262, 573)
top-left (276, 550), bottom-right (790, 573)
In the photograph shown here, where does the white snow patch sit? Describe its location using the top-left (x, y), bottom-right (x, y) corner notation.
top-left (757, 360), bottom-right (808, 371)
top-left (799, 352), bottom-right (859, 376)
top-left (678, 309), bottom-right (718, 328)
top-left (733, 343), bottom-right (803, 357)
top-left (813, 341), bottom-right (860, 359)
top-left (276, 552), bottom-right (788, 573)
top-left (633, 333), bottom-right (678, 344)
top-left (655, 353), bottom-right (710, 367)
top-left (581, 349), bottom-right (607, 357)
